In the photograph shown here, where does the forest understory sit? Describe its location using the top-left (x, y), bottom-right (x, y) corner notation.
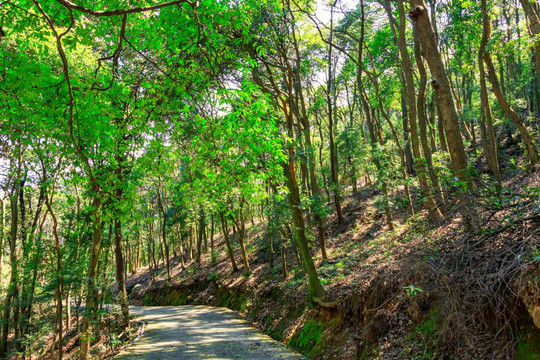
top-left (128, 159), bottom-right (540, 360)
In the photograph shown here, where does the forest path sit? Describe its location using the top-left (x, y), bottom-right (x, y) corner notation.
top-left (115, 305), bottom-right (305, 359)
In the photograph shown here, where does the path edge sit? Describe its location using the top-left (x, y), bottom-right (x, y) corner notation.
top-left (113, 320), bottom-right (146, 358)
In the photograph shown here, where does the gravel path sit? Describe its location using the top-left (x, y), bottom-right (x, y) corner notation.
top-left (115, 306), bottom-right (306, 359)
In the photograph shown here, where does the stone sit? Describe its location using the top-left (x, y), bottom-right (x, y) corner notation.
top-left (532, 306), bottom-right (540, 330)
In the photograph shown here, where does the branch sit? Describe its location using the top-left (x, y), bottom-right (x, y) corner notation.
top-left (32, 0), bottom-right (98, 187)
top-left (53, 0), bottom-right (194, 17)
top-left (290, 0), bottom-right (360, 67)
top-left (92, 13), bottom-right (127, 91)
top-left (122, 35), bottom-right (173, 80)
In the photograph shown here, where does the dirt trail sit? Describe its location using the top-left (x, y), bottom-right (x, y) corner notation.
top-left (115, 306), bottom-right (305, 359)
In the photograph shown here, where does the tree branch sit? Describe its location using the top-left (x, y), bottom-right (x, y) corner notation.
top-left (54, 0), bottom-right (194, 17)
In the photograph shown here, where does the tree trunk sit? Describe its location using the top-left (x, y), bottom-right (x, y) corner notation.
top-left (65, 233), bottom-right (81, 331)
top-left (396, 0), bottom-right (442, 219)
top-left (188, 226), bottom-right (193, 261)
top-left (148, 221), bottom-right (157, 279)
top-left (479, 0), bottom-right (502, 184)
top-left (80, 196), bottom-right (102, 360)
top-left (519, 0), bottom-right (540, 83)
top-left (409, 1), bottom-right (470, 185)
top-left (203, 214), bottom-right (208, 252)
top-left (327, 2), bottom-right (344, 227)
top-left (0, 198), bottom-right (4, 294)
top-left (282, 160), bottom-right (325, 303)
top-left (45, 198), bottom-right (63, 360)
top-left (176, 224), bottom-right (185, 269)
top-left (413, 23), bottom-right (446, 208)
top-left (435, 97), bottom-right (449, 153)
top-left (210, 214), bottom-right (215, 263)
top-left (315, 111), bottom-right (330, 199)
top-left (196, 209), bottom-right (204, 264)
top-left (114, 216), bottom-right (129, 329)
top-left (482, 5), bottom-right (539, 168)
top-left (0, 181), bottom-right (21, 358)
top-left (356, 2), bottom-right (395, 229)
top-left (235, 199), bottom-right (250, 275)
top-left (219, 211), bottom-right (238, 272)
top-left (156, 179), bottom-right (171, 280)
top-left (280, 233), bottom-right (287, 279)
top-left (285, 2), bottom-right (328, 260)
top-left (269, 234), bottom-right (274, 268)
top-left (382, 0), bottom-right (415, 176)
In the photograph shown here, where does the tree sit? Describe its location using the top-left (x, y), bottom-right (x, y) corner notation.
top-left (409, 0), bottom-right (470, 186)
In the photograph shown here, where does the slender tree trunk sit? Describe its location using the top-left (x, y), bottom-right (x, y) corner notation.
top-left (219, 211), bottom-right (238, 272)
top-left (188, 226), bottom-right (193, 261)
top-left (235, 200), bottom-right (250, 275)
top-left (396, 0), bottom-right (442, 219)
top-left (520, 0), bottom-right (540, 83)
top-left (0, 198), bottom-right (4, 293)
top-left (315, 111), bottom-right (330, 198)
top-left (286, 3), bottom-right (328, 260)
top-left (65, 234), bottom-right (81, 331)
top-left (280, 68), bottom-right (326, 303)
top-left (413, 24), bottom-right (446, 207)
top-left (148, 221), bottom-right (158, 278)
top-left (162, 218), bottom-right (170, 280)
top-left (210, 214), bottom-right (215, 263)
top-left (62, 213), bottom-right (74, 334)
top-left (147, 235), bottom-right (154, 280)
top-left (18, 180), bottom-right (43, 345)
top-left (269, 234), bottom-right (274, 268)
top-left (365, 67), bottom-right (414, 217)
top-left (368, 103), bottom-right (396, 230)
top-left (382, 0), bottom-right (415, 176)
top-left (356, 1), bottom-right (395, 229)
top-left (435, 97), bottom-right (449, 153)
top-left (280, 233), bottom-right (287, 279)
top-left (113, 217), bottom-right (129, 329)
top-left (401, 95), bottom-right (416, 175)
top-left (203, 214), bottom-right (208, 252)
top-left (482, 5), bottom-right (539, 168)
top-left (0, 181), bottom-right (21, 358)
top-left (196, 209), bottom-right (204, 264)
top-left (327, 2), bottom-right (344, 227)
top-left (282, 160), bottom-right (325, 303)
top-left (427, 95), bottom-right (438, 151)
top-left (176, 224), bottom-right (185, 269)
top-left (45, 199), bottom-right (63, 360)
top-left (80, 196), bottom-right (102, 360)
top-left (284, 225), bottom-right (302, 268)
top-left (22, 221), bottom-right (45, 339)
top-left (479, 0), bottom-right (502, 184)
top-left (156, 179), bottom-right (171, 280)
top-left (158, 226), bottom-right (165, 267)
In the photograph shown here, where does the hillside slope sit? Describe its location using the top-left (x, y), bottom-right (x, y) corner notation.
top-left (127, 171), bottom-right (540, 359)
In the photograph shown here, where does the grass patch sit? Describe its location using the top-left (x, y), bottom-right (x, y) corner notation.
top-left (517, 322), bottom-right (540, 360)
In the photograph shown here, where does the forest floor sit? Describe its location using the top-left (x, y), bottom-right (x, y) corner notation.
top-left (26, 308), bottom-right (144, 359)
top-left (115, 306), bottom-right (304, 359)
top-left (127, 166), bottom-right (540, 359)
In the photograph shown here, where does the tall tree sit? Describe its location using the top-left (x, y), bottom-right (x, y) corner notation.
top-left (409, 0), bottom-right (470, 186)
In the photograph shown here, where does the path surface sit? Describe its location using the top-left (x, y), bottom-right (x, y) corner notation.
top-left (115, 306), bottom-right (306, 360)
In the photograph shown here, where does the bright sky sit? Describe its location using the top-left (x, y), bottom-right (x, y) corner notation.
top-left (315, 0), bottom-right (358, 25)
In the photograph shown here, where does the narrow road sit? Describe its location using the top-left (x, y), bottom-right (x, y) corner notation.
top-left (115, 306), bottom-right (306, 359)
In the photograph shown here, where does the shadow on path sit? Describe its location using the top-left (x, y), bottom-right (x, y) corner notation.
top-left (115, 305), bottom-right (305, 359)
